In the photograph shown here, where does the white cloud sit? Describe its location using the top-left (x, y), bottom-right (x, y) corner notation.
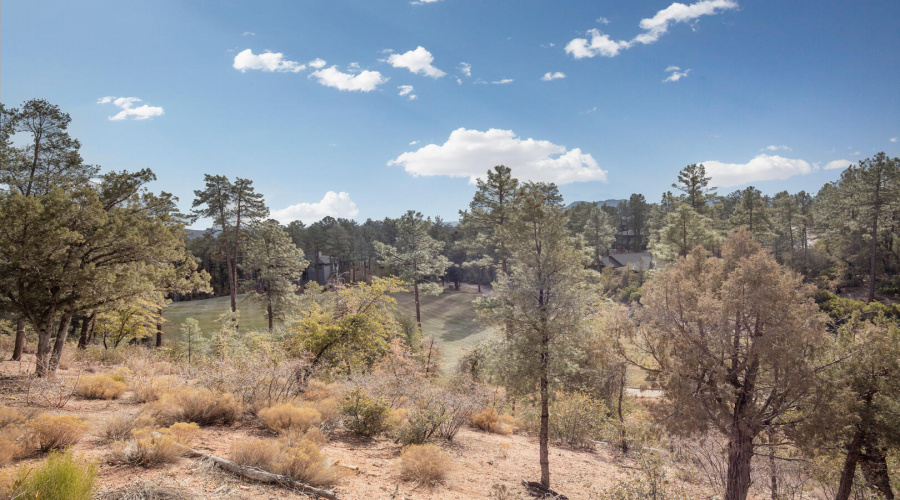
top-left (310, 66), bottom-right (388, 92)
top-left (541, 72), bottom-right (566, 81)
top-left (410, 0), bottom-right (440, 4)
top-left (308, 58), bottom-right (327, 69)
top-left (824, 159), bottom-right (856, 171)
top-left (492, 79), bottom-right (514, 85)
top-left (596, 17), bottom-right (611, 25)
top-left (702, 154), bottom-right (813, 187)
top-left (270, 191), bottom-right (359, 224)
top-left (97, 96), bottom-right (164, 121)
top-left (852, 151), bottom-right (861, 156)
top-left (233, 49), bottom-right (305, 73)
top-left (398, 85), bottom-right (417, 100)
top-left (565, 30), bottom-right (631, 58)
top-left (663, 66), bottom-right (690, 82)
top-left (763, 145), bottom-right (792, 151)
top-left (459, 62), bottom-right (472, 77)
top-left (409, 140), bottom-right (419, 146)
top-left (388, 128), bottom-right (608, 185)
top-left (567, 0), bottom-right (738, 59)
top-left (242, 32), bottom-right (255, 36)
top-left (386, 47), bottom-right (446, 78)
top-left (891, 137), bottom-right (898, 143)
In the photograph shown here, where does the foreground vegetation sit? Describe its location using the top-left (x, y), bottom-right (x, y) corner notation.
top-left (1, 99), bottom-right (899, 500)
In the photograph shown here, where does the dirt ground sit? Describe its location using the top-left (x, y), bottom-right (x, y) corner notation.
top-left (1, 354), bottom-right (722, 500)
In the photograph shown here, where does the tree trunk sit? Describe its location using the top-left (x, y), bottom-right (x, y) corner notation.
top-left (868, 172), bottom-right (881, 303)
top-left (12, 317), bottom-right (26, 361)
top-left (267, 302), bottom-right (274, 332)
top-left (49, 312), bottom-right (73, 373)
top-left (413, 279), bottom-right (422, 333)
top-left (77, 313), bottom-right (92, 349)
top-left (539, 332), bottom-right (550, 488)
top-left (35, 323), bottom-right (52, 377)
top-left (860, 445), bottom-right (894, 500)
top-left (835, 428), bottom-right (866, 500)
top-left (156, 307), bottom-right (164, 347)
top-left (725, 425), bottom-right (755, 500)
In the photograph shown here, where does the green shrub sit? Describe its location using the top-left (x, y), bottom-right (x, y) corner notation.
top-left (339, 387), bottom-right (390, 437)
top-left (10, 450), bottom-right (97, 500)
top-left (548, 391), bottom-right (609, 450)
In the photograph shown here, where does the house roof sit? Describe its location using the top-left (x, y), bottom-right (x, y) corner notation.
top-left (601, 252), bottom-right (653, 271)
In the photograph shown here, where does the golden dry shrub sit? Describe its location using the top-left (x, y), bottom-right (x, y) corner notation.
top-left (0, 436), bottom-right (20, 466)
top-left (258, 403), bottom-right (321, 434)
top-left (229, 438), bottom-right (281, 470)
top-left (302, 380), bottom-right (336, 401)
top-left (470, 408), bottom-right (520, 435)
top-left (75, 374), bottom-right (128, 400)
top-left (28, 414), bottom-right (90, 452)
top-left (130, 375), bottom-right (181, 404)
top-left (303, 398), bottom-right (340, 432)
top-left (100, 412), bottom-right (139, 444)
top-left (274, 439), bottom-right (341, 487)
top-left (106, 422), bottom-right (198, 467)
top-left (399, 444), bottom-right (451, 485)
top-left (282, 427), bottom-right (328, 448)
top-left (0, 406), bottom-right (26, 427)
top-left (150, 386), bottom-right (241, 426)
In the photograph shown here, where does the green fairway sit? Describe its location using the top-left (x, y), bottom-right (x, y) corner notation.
top-left (162, 289), bottom-right (493, 370)
top-left (161, 295), bottom-right (268, 340)
top-left (392, 289), bottom-right (494, 371)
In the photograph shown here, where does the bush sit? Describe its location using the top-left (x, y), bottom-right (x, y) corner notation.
top-left (339, 387), bottom-right (391, 437)
top-left (471, 408), bottom-right (520, 435)
top-left (303, 379), bottom-right (337, 401)
top-left (548, 391), bottom-right (608, 450)
top-left (149, 386), bottom-right (241, 426)
top-left (106, 422), bottom-right (199, 467)
top-left (96, 482), bottom-right (189, 500)
top-left (100, 411), bottom-right (139, 444)
top-left (75, 374), bottom-right (127, 400)
top-left (9, 450), bottom-right (97, 500)
top-left (399, 444), bottom-right (450, 485)
top-left (0, 436), bottom-right (22, 467)
top-left (230, 438), bottom-right (282, 470)
top-left (258, 403), bottom-right (322, 434)
top-left (0, 406), bottom-right (26, 428)
top-left (306, 398), bottom-right (340, 433)
top-left (28, 414), bottom-right (90, 452)
top-left (131, 375), bottom-right (182, 404)
top-left (274, 439), bottom-right (341, 487)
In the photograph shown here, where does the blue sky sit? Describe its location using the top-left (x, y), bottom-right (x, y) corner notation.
top-left (3, 1), bottom-right (899, 226)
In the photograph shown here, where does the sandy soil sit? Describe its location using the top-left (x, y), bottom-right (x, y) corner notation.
top-left (1, 354), bottom-right (722, 500)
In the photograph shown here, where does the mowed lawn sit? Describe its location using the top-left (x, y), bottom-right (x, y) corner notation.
top-left (161, 295), bottom-right (268, 341)
top-left (161, 289), bottom-right (493, 370)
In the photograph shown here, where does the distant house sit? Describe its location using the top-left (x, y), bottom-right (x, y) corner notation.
top-left (600, 252), bottom-right (653, 272)
top-left (301, 252), bottom-right (340, 285)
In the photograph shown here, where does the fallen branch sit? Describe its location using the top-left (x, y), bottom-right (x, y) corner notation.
top-left (184, 447), bottom-right (339, 499)
top-left (521, 480), bottom-right (569, 499)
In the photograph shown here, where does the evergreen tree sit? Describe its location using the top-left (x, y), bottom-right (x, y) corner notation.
top-left (242, 220), bottom-right (308, 331)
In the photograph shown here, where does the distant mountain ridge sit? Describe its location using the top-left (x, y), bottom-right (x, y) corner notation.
top-left (566, 199), bottom-right (627, 210)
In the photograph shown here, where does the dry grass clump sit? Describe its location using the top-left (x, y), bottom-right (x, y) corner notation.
top-left (303, 379), bottom-right (337, 401)
top-left (399, 444), bottom-right (451, 485)
top-left (29, 414), bottom-right (90, 452)
top-left (228, 437), bottom-right (341, 487)
top-left (106, 422), bottom-right (199, 467)
top-left (470, 407), bottom-right (520, 435)
top-left (130, 375), bottom-right (182, 404)
top-left (99, 411), bottom-right (157, 444)
top-left (258, 403), bottom-right (322, 434)
top-left (0, 407), bottom-right (33, 465)
top-left (0, 406), bottom-right (27, 427)
top-left (148, 386), bottom-right (240, 426)
top-left (229, 438), bottom-right (282, 470)
top-left (75, 374), bottom-right (128, 400)
top-left (96, 481), bottom-right (190, 500)
top-left (304, 398), bottom-right (340, 432)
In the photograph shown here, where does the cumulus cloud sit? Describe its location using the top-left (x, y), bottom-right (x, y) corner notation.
top-left (308, 58), bottom-right (327, 69)
top-left (270, 191), bottom-right (359, 224)
top-left (763, 145), bottom-right (792, 151)
top-left (823, 159), bottom-right (856, 171)
top-left (310, 66), bottom-right (388, 92)
top-left (493, 79), bottom-right (514, 84)
top-left (891, 137), bottom-right (898, 143)
top-left (459, 62), bottom-right (472, 77)
top-left (387, 128), bottom-right (608, 185)
top-left (702, 154), bottom-right (813, 187)
top-left (541, 72), bottom-right (566, 81)
top-left (233, 49), bottom-right (305, 73)
top-left (97, 96), bottom-right (164, 121)
top-left (663, 66), bottom-right (690, 82)
top-left (398, 85), bottom-right (417, 100)
top-left (566, 0), bottom-right (738, 59)
top-left (386, 47), bottom-right (446, 78)
top-left (596, 17), bottom-right (611, 25)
